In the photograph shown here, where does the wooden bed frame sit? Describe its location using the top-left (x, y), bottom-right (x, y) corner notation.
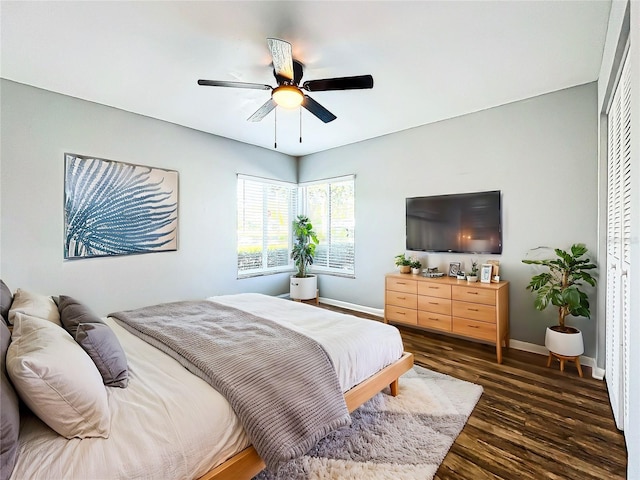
top-left (198, 351), bottom-right (414, 480)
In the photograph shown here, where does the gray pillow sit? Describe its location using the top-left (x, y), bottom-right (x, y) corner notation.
top-left (1, 321), bottom-right (19, 480)
top-left (58, 295), bottom-right (105, 338)
top-left (76, 323), bottom-right (129, 388)
top-left (0, 281), bottom-right (12, 325)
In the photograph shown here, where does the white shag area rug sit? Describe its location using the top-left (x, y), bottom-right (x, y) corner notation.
top-left (253, 365), bottom-right (483, 480)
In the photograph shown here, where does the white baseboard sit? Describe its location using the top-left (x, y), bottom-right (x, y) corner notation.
top-left (316, 296), bottom-right (604, 380)
top-left (318, 297), bottom-right (385, 318)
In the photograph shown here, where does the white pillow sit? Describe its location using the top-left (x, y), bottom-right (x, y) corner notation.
top-left (7, 313), bottom-right (110, 438)
top-left (8, 288), bottom-right (61, 326)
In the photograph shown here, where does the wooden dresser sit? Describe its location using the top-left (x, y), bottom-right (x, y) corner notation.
top-left (385, 273), bottom-right (509, 363)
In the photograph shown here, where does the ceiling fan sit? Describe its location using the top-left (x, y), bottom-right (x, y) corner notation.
top-left (198, 38), bottom-right (374, 124)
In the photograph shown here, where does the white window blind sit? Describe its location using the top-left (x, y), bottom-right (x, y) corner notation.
top-left (300, 176), bottom-right (355, 276)
top-left (237, 175), bottom-right (297, 277)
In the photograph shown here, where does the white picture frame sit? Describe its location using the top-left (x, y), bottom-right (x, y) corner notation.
top-left (480, 264), bottom-right (493, 283)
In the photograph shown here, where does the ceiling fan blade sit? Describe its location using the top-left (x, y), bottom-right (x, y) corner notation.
top-left (198, 79), bottom-right (272, 90)
top-left (302, 75), bottom-right (374, 92)
top-left (247, 98), bottom-right (277, 122)
top-left (267, 38), bottom-right (294, 82)
top-left (302, 95), bottom-right (337, 123)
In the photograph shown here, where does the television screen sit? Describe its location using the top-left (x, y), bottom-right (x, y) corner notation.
top-left (406, 190), bottom-right (502, 254)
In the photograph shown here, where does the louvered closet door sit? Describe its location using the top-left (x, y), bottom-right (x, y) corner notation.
top-left (606, 51), bottom-right (631, 432)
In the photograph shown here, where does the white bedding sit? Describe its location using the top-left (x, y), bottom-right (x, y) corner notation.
top-left (10, 293), bottom-right (404, 480)
top-left (210, 293), bottom-right (404, 392)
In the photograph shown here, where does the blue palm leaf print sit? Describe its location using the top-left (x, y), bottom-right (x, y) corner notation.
top-left (64, 154), bottom-right (178, 259)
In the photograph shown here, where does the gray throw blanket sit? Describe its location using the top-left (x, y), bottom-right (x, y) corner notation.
top-left (110, 300), bottom-right (350, 471)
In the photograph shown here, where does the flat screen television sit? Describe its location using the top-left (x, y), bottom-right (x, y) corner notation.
top-left (406, 190), bottom-right (502, 254)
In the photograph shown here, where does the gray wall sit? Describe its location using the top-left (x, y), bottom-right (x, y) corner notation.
top-left (0, 79), bottom-right (600, 356)
top-left (299, 83), bottom-right (599, 356)
top-left (0, 80), bottom-right (297, 316)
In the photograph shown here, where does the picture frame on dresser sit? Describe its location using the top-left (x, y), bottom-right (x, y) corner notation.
top-left (448, 262), bottom-right (461, 277)
top-left (480, 264), bottom-right (493, 283)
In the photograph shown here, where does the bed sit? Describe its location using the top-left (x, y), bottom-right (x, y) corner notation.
top-left (0, 284), bottom-right (413, 480)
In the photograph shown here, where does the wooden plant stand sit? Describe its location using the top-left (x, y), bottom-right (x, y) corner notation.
top-left (547, 351), bottom-right (583, 378)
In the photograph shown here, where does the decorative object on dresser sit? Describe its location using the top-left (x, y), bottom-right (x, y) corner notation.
top-left (466, 260), bottom-right (479, 282)
top-left (448, 262), bottom-right (461, 277)
top-left (384, 273), bottom-right (509, 363)
top-left (480, 264), bottom-right (493, 283)
top-left (290, 215), bottom-right (319, 301)
top-left (394, 254), bottom-right (412, 274)
top-left (410, 259), bottom-right (422, 275)
top-left (522, 244), bottom-right (597, 377)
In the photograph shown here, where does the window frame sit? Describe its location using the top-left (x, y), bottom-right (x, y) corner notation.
top-left (236, 174), bottom-right (297, 278)
top-left (298, 175), bottom-right (356, 278)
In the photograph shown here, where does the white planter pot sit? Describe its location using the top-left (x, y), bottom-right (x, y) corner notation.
top-left (545, 326), bottom-right (584, 357)
top-left (411, 268), bottom-right (421, 275)
top-left (466, 275), bottom-right (478, 283)
top-left (290, 275), bottom-right (317, 300)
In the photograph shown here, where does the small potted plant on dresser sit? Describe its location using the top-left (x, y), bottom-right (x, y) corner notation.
top-left (394, 254), bottom-right (412, 274)
top-left (410, 259), bottom-right (422, 275)
top-left (522, 243), bottom-right (597, 376)
top-left (466, 261), bottom-right (479, 282)
top-left (290, 215), bottom-right (319, 300)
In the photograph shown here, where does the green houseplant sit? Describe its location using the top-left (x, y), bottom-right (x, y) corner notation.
top-left (522, 243), bottom-right (597, 358)
top-left (394, 254), bottom-right (412, 274)
top-left (290, 215), bottom-right (319, 300)
top-left (467, 260), bottom-right (479, 282)
top-left (410, 259), bottom-right (422, 275)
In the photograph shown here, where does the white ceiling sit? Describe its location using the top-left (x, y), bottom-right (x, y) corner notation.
top-left (0, 1), bottom-right (611, 157)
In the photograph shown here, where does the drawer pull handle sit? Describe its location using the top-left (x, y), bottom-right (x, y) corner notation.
top-left (468, 325), bottom-right (480, 328)
top-left (467, 291), bottom-right (479, 295)
top-left (397, 282), bottom-right (407, 285)
top-left (468, 308), bottom-right (479, 312)
top-left (396, 311), bottom-right (405, 315)
top-left (428, 302), bottom-right (438, 305)
top-left (398, 296), bottom-right (406, 300)
top-left (429, 317), bottom-right (439, 321)
top-left (428, 286), bottom-right (439, 289)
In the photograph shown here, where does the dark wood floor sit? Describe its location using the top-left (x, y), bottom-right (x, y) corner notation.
top-left (318, 303), bottom-right (628, 480)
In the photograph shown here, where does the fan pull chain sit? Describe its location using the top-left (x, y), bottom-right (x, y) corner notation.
top-left (274, 108), bottom-right (277, 149)
top-left (299, 107), bottom-right (303, 143)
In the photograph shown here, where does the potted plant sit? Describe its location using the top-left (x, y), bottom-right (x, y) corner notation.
top-left (466, 261), bottom-right (479, 282)
top-left (522, 243), bottom-right (597, 358)
top-left (290, 215), bottom-right (319, 300)
top-left (394, 254), bottom-right (412, 274)
top-left (410, 259), bottom-right (422, 275)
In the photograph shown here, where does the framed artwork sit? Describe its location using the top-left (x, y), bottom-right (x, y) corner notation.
top-left (64, 153), bottom-right (178, 259)
top-left (480, 264), bottom-right (493, 283)
top-left (448, 262), bottom-right (461, 277)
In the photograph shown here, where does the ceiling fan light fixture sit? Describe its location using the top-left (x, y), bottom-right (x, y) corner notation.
top-left (272, 85), bottom-right (303, 109)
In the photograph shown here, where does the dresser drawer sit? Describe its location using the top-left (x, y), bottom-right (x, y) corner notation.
top-left (417, 295), bottom-right (451, 315)
top-left (417, 281), bottom-right (451, 299)
top-left (385, 305), bottom-right (418, 325)
top-left (452, 285), bottom-right (496, 305)
top-left (453, 317), bottom-right (496, 342)
top-left (386, 277), bottom-right (417, 294)
top-left (452, 301), bottom-right (496, 323)
top-left (386, 291), bottom-right (417, 309)
top-left (418, 311), bottom-right (452, 332)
